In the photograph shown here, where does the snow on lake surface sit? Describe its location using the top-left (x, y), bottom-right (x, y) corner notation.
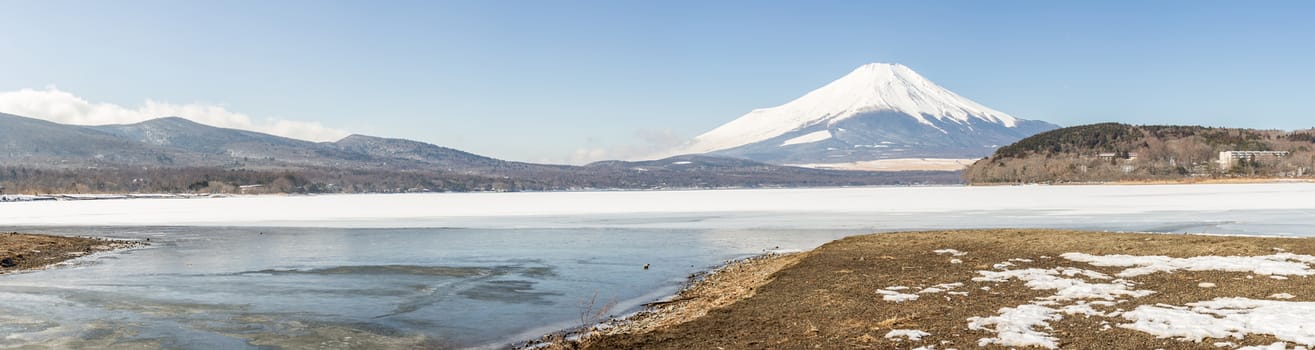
top-left (3, 183), bottom-right (1315, 234)
top-left (4, 183), bottom-right (1315, 349)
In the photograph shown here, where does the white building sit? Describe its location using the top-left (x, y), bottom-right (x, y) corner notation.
top-left (1218, 151), bottom-right (1289, 168)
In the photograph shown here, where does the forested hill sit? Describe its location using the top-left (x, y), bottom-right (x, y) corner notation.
top-left (963, 123), bottom-right (1315, 184)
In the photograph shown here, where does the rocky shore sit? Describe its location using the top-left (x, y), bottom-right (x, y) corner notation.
top-left (0, 232), bottom-right (145, 274)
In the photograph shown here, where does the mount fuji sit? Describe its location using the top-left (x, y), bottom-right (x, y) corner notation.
top-left (662, 63), bottom-right (1058, 169)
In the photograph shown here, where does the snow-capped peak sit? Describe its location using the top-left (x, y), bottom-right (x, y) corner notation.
top-left (672, 63), bottom-right (1021, 155)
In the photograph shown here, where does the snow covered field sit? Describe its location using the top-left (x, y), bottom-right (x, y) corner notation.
top-left (883, 249), bottom-right (1315, 349)
top-left (3, 183), bottom-right (1315, 232)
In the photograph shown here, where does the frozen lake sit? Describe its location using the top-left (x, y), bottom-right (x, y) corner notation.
top-left (3, 183), bottom-right (1315, 349)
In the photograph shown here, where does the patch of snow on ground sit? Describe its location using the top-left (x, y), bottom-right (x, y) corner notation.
top-left (919, 282), bottom-right (965, 294)
top-left (57, 194), bottom-right (128, 200)
top-left (934, 249), bottom-right (967, 257)
top-left (1237, 342), bottom-right (1306, 350)
top-left (968, 304), bottom-right (1061, 349)
top-left (1061, 301), bottom-right (1117, 317)
top-left (1061, 253), bottom-right (1315, 277)
top-left (1120, 298), bottom-right (1315, 346)
top-left (0, 195), bottom-right (56, 202)
top-left (878, 288), bottom-right (919, 303)
top-left (885, 329), bottom-right (931, 341)
top-left (965, 264), bottom-right (1162, 348)
top-left (973, 268), bottom-right (1153, 301)
top-left (959, 252), bottom-right (1315, 348)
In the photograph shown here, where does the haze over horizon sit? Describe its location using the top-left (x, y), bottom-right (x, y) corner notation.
top-left (3, 1), bottom-right (1313, 164)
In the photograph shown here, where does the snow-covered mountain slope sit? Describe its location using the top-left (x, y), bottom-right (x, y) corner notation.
top-left (663, 63), bottom-right (1058, 165)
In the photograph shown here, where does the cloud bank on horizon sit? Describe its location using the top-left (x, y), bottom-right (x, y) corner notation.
top-left (0, 87), bottom-right (349, 142)
top-left (565, 128), bottom-right (689, 165)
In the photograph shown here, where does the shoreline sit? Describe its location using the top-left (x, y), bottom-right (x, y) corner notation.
top-left (7, 179), bottom-right (1315, 204)
top-left (10, 178), bottom-right (1315, 206)
top-left (0, 232), bottom-right (146, 274)
top-left (535, 229), bottom-right (1315, 349)
top-left (520, 251), bottom-right (806, 349)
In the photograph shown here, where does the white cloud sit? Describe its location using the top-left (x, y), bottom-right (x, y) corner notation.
top-left (0, 87), bottom-right (350, 142)
top-left (564, 128), bottom-right (691, 164)
top-left (567, 147), bottom-right (614, 165)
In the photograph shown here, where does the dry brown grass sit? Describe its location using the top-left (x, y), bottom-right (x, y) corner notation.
top-left (570, 229), bottom-right (1315, 350)
top-left (526, 252), bottom-right (804, 350)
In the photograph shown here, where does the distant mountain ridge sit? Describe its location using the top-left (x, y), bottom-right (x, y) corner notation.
top-left (664, 63), bottom-right (1058, 165)
top-left (0, 112), bottom-right (960, 193)
top-left (0, 113), bottom-right (187, 167)
top-left (332, 134), bottom-right (509, 170)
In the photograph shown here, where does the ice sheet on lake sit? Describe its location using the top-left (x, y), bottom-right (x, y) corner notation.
top-left (2, 184), bottom-right (1315, 232)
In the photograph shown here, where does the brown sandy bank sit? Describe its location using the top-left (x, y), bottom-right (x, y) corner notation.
top-left (549, 229), bottom-right (1315, 350)
top-left (0, 232), bottom-right (144, 274)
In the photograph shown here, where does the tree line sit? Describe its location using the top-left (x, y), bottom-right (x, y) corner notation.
top-left (0, 164), bottom-right (962, 195)
top-left (964, 123), bottom-right (1315, 184)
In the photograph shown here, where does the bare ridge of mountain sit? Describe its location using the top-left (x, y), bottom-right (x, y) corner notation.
top-left (91, 117), bottom-right (314, 153)
top-left (664, 63), bottom-right (1060, 165)
top-left (89, 117), bottom-right (370, 167)
top-left (1, 113), bottom-right (439, 170)
top-left (333, 134), bottom-right (510, 169)
top-left (0, 112), bottom-right (192, 167)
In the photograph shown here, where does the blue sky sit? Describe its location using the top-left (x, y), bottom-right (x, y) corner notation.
top-left (2, 1), bottom-right (1313, 163)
